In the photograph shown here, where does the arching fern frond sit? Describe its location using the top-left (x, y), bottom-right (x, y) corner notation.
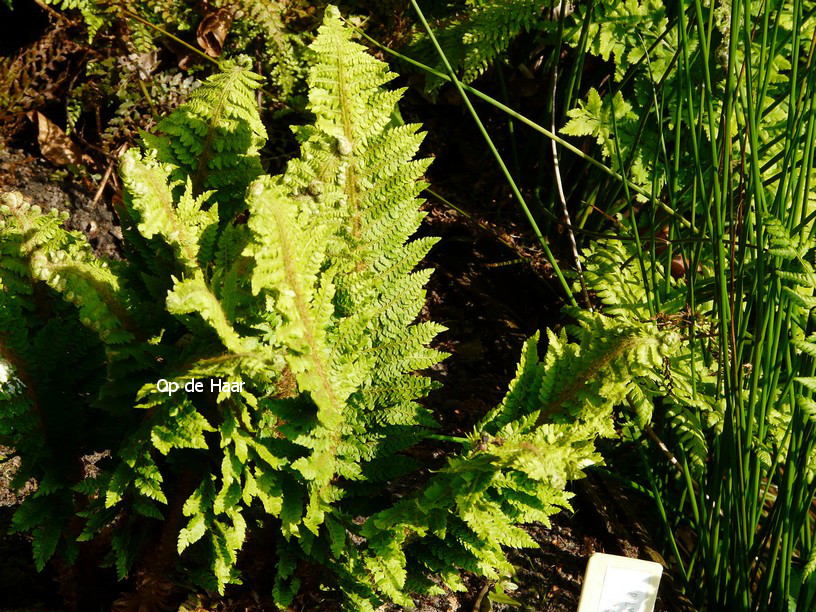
top-left (351, 313), bottom-right (678, 606)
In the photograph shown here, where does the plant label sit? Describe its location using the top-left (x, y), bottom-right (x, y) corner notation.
top-left (577, 553), bottom-right (663, 612)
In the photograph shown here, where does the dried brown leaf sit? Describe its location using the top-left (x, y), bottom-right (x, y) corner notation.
top-left (0, 26), bottom-right (80, 141)
top-left (196, 8), bottom-right (233, 58)
top-left (27, 110), bottom-right (89, 168)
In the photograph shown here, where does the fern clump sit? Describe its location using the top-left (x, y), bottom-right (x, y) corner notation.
top-left (0, 6), bottom-right (683, 609)
top-left (36, 0), bottom-right (308, 100)
top-left (0, 7), bottom-right (444, 600)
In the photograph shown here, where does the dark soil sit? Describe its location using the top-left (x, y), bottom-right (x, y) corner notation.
top-left (0, 147), bottom-right (122, 258)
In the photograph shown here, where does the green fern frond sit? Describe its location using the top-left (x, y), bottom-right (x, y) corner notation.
top-left (562, 89), bottom-right (664, 197)
top-left (44, 0), bottom-right (106, 40)
top-left (119, 151), bottom-right (220, 275)
top-left (352, 308), bottom-right (678, 605)
top-left (564, 0), bottom-right (674, 81)
top-left (0, 193), bottom-right (143, 350)
top-left (212, 0), bottom-right (307, 98)
top-left (666, 404), bottom-right (708, 477)
top-left (572, 237), bottom-right (723, 483)
top-left (764, 213), bottom-right (815, 261)
top-left (409, 0), bottom-right (546, 94)
top-left (140, 59), bottom-right (267, 218)
top-left (243, 6), bottom-right (446, 549)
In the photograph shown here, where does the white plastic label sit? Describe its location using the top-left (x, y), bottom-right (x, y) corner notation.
top-left (577, 553), bottom-right (663, 612)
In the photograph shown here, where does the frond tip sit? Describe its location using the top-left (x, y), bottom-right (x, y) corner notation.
top-left (140, 58), bottom-right (267, 216)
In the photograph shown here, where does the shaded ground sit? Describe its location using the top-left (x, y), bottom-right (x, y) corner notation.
top-left (0, 147), bottom-right (122, 258)
top-left (1, 448), bottom-right (60, 611)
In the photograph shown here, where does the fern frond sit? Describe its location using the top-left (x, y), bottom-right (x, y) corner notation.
top-left (353, 308), bottom-right (677, 605)
top-left (0, 193), bottom-right (144, 349)
top-left (246, 178), bottom-right (345, 428)
top-left (244, 7), bottom-right (446, 549)
top-left (140, 59), bottom-right (267, 218)
top-left (212, 0), bottom-right (306, 98)
top-left (409, 0), bottom-right (546, 94)
top-left (119, 151), bottom-right (219, 275)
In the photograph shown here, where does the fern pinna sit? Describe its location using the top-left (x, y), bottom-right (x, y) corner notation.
top-left (0, 6), bottom-right (679, 609)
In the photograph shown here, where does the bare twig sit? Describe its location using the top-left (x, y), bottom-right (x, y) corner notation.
top-left (91, 158), bottom-right (116, 206)
top-left (551, 57), bottom-right (591, 309)
top-left (472, 580), bottom-right (493, 612)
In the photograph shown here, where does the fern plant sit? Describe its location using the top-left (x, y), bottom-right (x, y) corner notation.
top-left (1, 6), bottom-right (682, 608)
